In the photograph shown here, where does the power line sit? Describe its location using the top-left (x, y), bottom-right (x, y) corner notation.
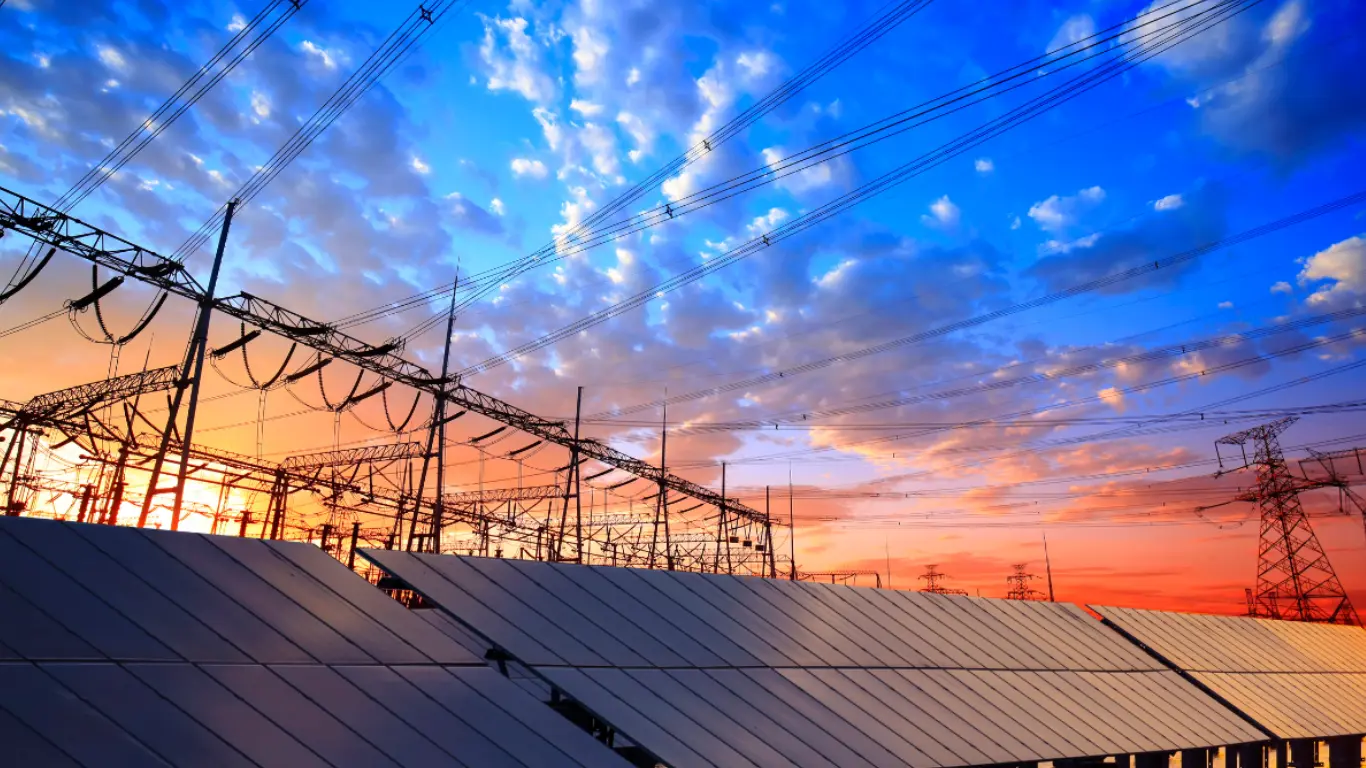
top-left (456, 0), bottom-right (1262, 378)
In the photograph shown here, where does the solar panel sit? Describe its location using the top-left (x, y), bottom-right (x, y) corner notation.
top-left (1095, 605), bottom-right (1366, 739)
top-left (0, 516), bottom-right (632, 767)
top-left (365, 551), bottom-right (1269, 767)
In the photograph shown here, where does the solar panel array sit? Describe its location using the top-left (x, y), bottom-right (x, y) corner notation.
top-left (1095, 605), bottom-right (1366, 739)
top-left (0, 516), bottom-right (629, 767)
top-left (363, 550), bottom-right (1268, 768)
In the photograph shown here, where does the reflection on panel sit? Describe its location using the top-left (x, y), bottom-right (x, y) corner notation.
top-left (1096, 604), bottom-right (1366, 739)
top-left (0, 516), bottom-right (631, 768)
top-left (364, 550), bottom-right (1271, 768)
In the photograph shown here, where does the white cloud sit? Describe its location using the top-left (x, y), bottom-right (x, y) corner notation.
top-left (1010, 216), bottom-right (1022, 230)
top-left (96, 45), bottom-right (127, 71)
top-left (227, 13), bottom-right (247, 32)
top-left (490, 197), bottom-right (505, 216)
top-left (579, 122), bottom-right (622, 181)
top-left (1299, 235), bottom-right (1366, 306)
top-left (1028, 186), bottom-right (1105, 233)
top-left (300, 40), bottom-right (338, 69)
top-left (511, 157), bottom-right (548, 179)
top-left (570, 99), bottom-right (605, 117)
top-left (736, 50), bottom-right (778, 82)
top-left (1218, 301), bottom-right (1234, 309)
top-left (250, 91), bottom-right (270, 119)
top-left (974, 158), bottom-right (994, 174)
top-left (410, 156), bottom-right (431, 175)
top-left (1153, 193), bottom-right (1184, 211)
top-left (570, 24), bottom-right (610, 86)
top-left (616, 111), bottom-right (654, 163)
top-left (532, 107), bottom-right (562, 150)
top-left (480, 16), bottom-right (555, 102)
top-left (921, 195), bottom-right (961, 228)
top-left (1271, 281), bottom-right (1293, 294)
top-left (1048, 15), bottom-right (1096, 52)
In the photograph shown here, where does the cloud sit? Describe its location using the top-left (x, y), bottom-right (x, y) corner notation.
top-left (974, 158), bottom-right (994, 174)
top-left (96, 45), bottom-right (127, 71)
top-left (922, 195), bottom-right (961, 228)
top-left (1298, 234), bottom-right (1366, 308)
top-left (510, 157), bottom-right (548, 179)
top-left (1271, 280), bottom-right (1293, 294)
top-left (490, 197), bottom-right (505, 216)
top-left (1143, 0), bottom-right (1366, 164)
top-left (1027, 186), bottom-right (1104, 233)
top-left (410, 156), bottom-right (431, 175)
top-left (1027, 183), bottom-right (1227, 295)
top-left (299, 40), bottom-right (338, 70)
top-left (478, 15), bottom-right (556, 103)
top-left (1218, 301), bottom-right (1234, 309)
top-left (1152, 194), bottom-right (1183, 211)
top-left (444, 192), bottom-right (504, 236)
top-left (1048, 15), bottom-right (1096, 52)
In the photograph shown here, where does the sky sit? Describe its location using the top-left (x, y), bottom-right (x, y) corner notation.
top-left (2, 0), bottom-right (1365, 614)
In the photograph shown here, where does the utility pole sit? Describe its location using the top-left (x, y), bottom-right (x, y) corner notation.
top-left (139, 199), bottom-right (238, 530)
top-left (1042, 532), bottom-right (1056, 601)
top-left (408, 275), bottom-right (459, 552)
top-left (556, 386), bottom-right (583, 562)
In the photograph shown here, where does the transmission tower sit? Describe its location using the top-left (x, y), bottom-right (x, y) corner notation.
top-left (1207, 417), bottom-right (1360, 626)
top-left (918, 564), bottom-right (968, 596)
top-left (1005, 563), bottom-right (1045, 600)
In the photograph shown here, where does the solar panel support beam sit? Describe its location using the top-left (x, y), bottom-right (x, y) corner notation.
top-left (1289, 740), bottom-right (1316, 768)
top-left (1326, 736), bottom-right (1362, 768)
top-left (1136, 752), bottom-right (1170, 768)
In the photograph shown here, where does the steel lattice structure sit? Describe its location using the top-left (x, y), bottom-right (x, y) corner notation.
top-left (0, 184), bottom-right (769, 529)
top-left (1214, 417), bottom-right (1361, 626)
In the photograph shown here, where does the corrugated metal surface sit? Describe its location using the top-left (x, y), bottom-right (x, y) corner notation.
top-left (366, 550), bottom-right (1267, 768)
top-left (1095, 605), bottom-right (1366, 739)
top-left (0, 516), bottom-right (630, 768)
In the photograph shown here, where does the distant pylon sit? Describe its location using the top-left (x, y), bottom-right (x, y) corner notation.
top-left (1005, 563), bottom-right (1045, 600)
top-left (1208, 417), bottom-right (1360, 626)
top-left (918, 564), bottom-right (967, 596)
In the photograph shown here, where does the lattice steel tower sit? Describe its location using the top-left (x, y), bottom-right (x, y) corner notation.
top-left (919, 564), bottom-right (968, 596)
top-left (1005, 563), bottom-right (1045, 601)
top-left (1213, 417), bottom-right (1360, 626)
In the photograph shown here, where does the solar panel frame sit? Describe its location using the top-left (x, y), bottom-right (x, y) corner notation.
top-left (481, 558), bottom-right (687, 667)
top-left (270, 663), bottom-right (473, 767)
top-left (145, 530), bottom-right (375, 665)
top-left (69, 523), bottom-right (314, 664)
top-left (871, 670), bottom-right (1004, 765)
top-left (654, 667), bottom-right (835, 767)
top-left (44, 661), bottom-right (255, 767)
top-left (0, 579), bottom-right (104, 660)
top-left (800, 579), bottom-right (939, 667)
top-left (205, 536), bottom-right (430, 666)
top-left (200, 663), bottom-right (402, 768)
top-left (951, 670), bottom-right (1093, 756)
top-left (780, 667), bottom-right (942, 767)
top-left (913, 669), bottom-right (1042, 761)
top-left (2, 518), bottom-right (250, 664)
top-left (625, 566), bottom-right (794, 666)
top-left (749, 577), bottom-right (905, 666)
top-left (460, 557), bottom-right (654, 667)
top-left (809, 668), bottom-right (964, 766)
top-left (555, 562), bottom-right (731, 667)
top-left (699, 668), bottom-right (883, 768)
top-left (542, 665), bottom-right (715, 767)
top-left (688, 573), bottom-right (845, 666)
top-left (424, 553), bottom-right (611, 666)
top-left (125, 662), bottom-right (330, 767)
top-left (839, 585), bottom-right (965, 667)
top-left (0, 704), bottom-right (82, 767)
top-left (334, 664), bottom-right (536, 767)
top-left (587, 666), bottom-right (764, 767)
top-left (0, 530), bottom-right (178, 662)
top-left (264, 540), bottom-right (479, 664)
top-left (366, 548), bottom-right (565, 664)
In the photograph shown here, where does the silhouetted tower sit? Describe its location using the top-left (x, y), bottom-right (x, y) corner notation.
top-left (1210, 417), bottom-right (1360, 626)
top-left (919, 564), bottom-right (967, 596)
top-left (1005, 563), bottom-right (1045, 600)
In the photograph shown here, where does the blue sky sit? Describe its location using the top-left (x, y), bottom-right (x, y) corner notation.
top-left (2, 0), bottom-right (1365, 607)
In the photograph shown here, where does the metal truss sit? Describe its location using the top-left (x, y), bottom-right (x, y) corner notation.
top-left (0, 184), bottom-right (767, 527)
top-left (16, 366), bottom-right (180, 422)
top-left (283, 442), bottom-right (424, 471)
